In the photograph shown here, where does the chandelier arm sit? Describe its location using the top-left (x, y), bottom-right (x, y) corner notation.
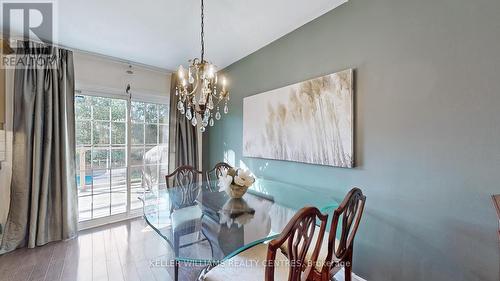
top-left (186, 82), bottom-right (199, 96)
top-left (186, 71), bottom-right (201, 96)
top-left (213, 97), bottom-right (226, 108)
top-left (211, 85), bottom-right (220, 99)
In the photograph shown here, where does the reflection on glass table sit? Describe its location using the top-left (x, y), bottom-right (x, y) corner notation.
top-left (140, 178), bottom-right (339, 281)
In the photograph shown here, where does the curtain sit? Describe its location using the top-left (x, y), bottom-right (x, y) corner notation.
top-left (168, 74), bottom-right (199, 171)
top-left (0, 41), bottom-right (77, 253)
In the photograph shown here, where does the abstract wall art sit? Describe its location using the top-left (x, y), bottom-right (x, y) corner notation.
top-left (243, 69), bottom-right (354, 168)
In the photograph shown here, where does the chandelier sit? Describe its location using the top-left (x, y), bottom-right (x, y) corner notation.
top-left (175, 0), bottom-right (230, 133)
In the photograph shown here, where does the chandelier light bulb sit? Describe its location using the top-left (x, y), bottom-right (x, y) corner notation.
top-left (178, 65), bottom-right (185, 78)
top-left (207, 64), bottom-right (215, 79)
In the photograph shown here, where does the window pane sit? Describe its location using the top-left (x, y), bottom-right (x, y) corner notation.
top-left (158, 145), bottom-right (168, 164)
top-left (111, 168), bottom-right (127, 215)
top-left (76, 121), bottom-right (91, 145)
top-left (145, 124), bottom-right (158, 144)
top-left (145, 103), bottom-right (158, 123)
top-left (131, 147), bottom-right (144, 166)
top-left (75, 148), bottom-right (92, 170)
top-left (159, 163), bottom-right (169, 183)
top-left (144, 165), bottom-right (159, 186)
top-left (144, 146), bottom-right (158, 164)
top-left (92, 149), bottom-right (110, 169)
top-left (93, 122), bottom-right (110, 145)
top-left (77, 168), bottom-right (92, 221)
top-left (131, 124), bottom-right (144, 145)
top-left (78, 194), bottom-right (92, 222)
top-left (159, 125), bottom-right (169, 144)
top-left (93, 97), bottom-right (111, 121)
top-left (75, 95), bottom-right (91, 120)
top-left (111, 148), bottom-right (126, 168)
top-left (111, 122), bottom-right (126, 145)
top-left (159, 104), bottom-right (169, 124)
top-left (130, 167), bottom-right (143, 188)
top-left (130, 167), bottom-right (145, 210)
top-left (92, 170), bottom-right (111, 219)
top-left (111, 99), bottom-right (126, 122)
top-left (131, 101), bottom-right (145, 123)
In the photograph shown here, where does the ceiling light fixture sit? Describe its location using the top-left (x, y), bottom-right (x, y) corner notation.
top-left (175, 0), bottom-right (230, 133)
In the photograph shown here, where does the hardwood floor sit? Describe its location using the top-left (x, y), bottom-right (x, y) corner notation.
top-left (0, 218), bottom-right (197, 281)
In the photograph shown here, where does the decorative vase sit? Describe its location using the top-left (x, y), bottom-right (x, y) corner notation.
top-left (225, 184), bottom-right (249, 199)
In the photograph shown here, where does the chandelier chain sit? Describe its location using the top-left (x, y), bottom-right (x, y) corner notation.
top-left (200, 0), bottom-right (204, 62)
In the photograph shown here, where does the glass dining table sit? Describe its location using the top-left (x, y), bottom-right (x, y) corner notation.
top-left (140, 178), bottom-right (339, 281)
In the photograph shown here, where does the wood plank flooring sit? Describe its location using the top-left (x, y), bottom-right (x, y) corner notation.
top-left (0, 218), bottom-right (201, 281)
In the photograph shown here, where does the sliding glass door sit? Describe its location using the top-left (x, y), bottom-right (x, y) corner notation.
top-left (75, 93), bottom-right (169, 225)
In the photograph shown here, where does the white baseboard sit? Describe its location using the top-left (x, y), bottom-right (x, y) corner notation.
top-left (333, 268), bottom-right (367, 281)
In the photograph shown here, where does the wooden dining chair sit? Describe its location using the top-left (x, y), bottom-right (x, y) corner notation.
top-left (307, 188), bottom-right (366, 281)
top-left (165, 165), bottom-right (205, 255)
top-left (205, 162), bottom-right (233, 190)
top-left (203, 206), bottom-right (329, 281)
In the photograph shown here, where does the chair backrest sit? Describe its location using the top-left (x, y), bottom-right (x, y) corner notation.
top-left (325, 188), bottom-right (366, 265)
top-left (165, 165), bottom-right (202, 212)
top-left (266, 207), bottom-right (329, 281)
top-left (205, 162), bottom-right (233, 191)
top-left (206, 162), bottom-right (233, 181)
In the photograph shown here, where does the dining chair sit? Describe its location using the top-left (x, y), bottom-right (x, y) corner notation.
top-left (203, 206), bottom-right (329, 281)
top-left (165, 165), bottom-right (205, 255)
top-left (306, 188), bottom-right (366, 281)
top-left (205, 162), bottom-right (233, 191)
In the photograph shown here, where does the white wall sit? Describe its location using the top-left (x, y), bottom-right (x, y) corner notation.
top-left (73, 51), bottom-right (171, 96)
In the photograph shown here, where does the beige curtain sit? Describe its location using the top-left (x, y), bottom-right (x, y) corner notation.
top-left (0, 41), bottom-right (77, 253)
top-left (168, 74), bottom-right (199, 171)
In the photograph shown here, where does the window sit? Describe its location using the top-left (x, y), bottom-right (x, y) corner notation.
top-left (75, 94), bottom-right (169, 223)
top-left (130, 101), bottom-right (169, 210)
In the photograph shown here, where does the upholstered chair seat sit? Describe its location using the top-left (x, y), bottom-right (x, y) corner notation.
top-left (171, 205), bottom-right (203, 231)
top-left (165, 165), bottom-right (204, 255)
top-left (203, 244), bottom-right (291, 281)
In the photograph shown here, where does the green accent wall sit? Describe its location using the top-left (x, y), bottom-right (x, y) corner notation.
top-left (204, 0), bottom-right (500, 280)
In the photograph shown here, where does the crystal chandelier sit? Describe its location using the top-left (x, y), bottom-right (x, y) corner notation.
top-left (175, 0), bottom-right (229, 133)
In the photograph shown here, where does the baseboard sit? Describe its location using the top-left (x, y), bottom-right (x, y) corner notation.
top-left (333, 268), bottom-right (367, 281)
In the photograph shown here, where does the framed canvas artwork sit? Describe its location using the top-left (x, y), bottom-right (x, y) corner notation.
top-left (243, 69), bottom-right (354, 168)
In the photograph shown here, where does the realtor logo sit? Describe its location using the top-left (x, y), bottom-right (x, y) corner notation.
top-left (1, 1), bottom-right (57, 68)
top-left (1, 1), bottom-right (54, 52)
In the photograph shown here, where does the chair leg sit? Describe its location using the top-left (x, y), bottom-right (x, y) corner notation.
top-left (345, 266), bottom-right (352, 281)
top-left (344, 248), bottom-right (353, 281)
top-left (173, 234), bottom-right (180, 281)
top-left (174, 259), bottom-right (179, 281)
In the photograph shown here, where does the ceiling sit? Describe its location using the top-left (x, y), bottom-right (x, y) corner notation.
top-left (7, 0), bottom-right (347, 71)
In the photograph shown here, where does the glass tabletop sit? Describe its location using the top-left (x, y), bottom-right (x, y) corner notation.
top-left (140, 178), bottom-right (339, 264)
